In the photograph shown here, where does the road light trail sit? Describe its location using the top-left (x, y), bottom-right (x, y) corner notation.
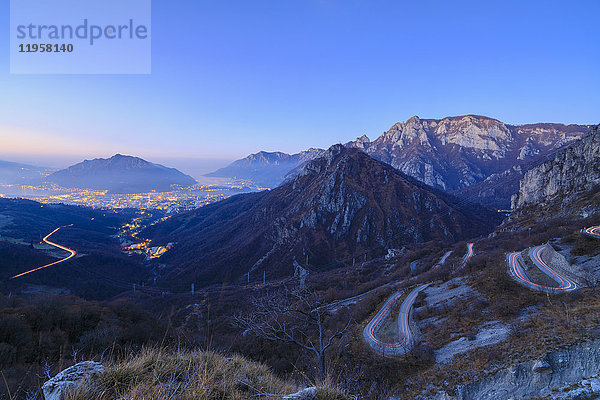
top-left (433, 251), bottom-right (453, 269)
top-left (528, 245), bottom-right (578, 291)
top-left (363, 283), bottom-right (430, 355)
top-left (462, 243), bottom-right (474, 266)
top-left (506, 246), bottom-right (578, 293)
top-left (398, 283), bottom-right (430, 350)
top-left (584, 226), bottom-right (600, 239)
top-left (11, 225), bottom-right (76, 279)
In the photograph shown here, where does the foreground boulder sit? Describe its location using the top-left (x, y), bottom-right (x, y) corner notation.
top-left (283, 387), bottom-right (317, 400)
top-left (42, 361), bottom-right (104, 400)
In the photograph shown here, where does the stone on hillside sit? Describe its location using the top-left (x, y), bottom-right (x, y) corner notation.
top-left (283, 386), bottom-right (317, 400)
top-left (42, 361), bottom-right (104, 400)
top-left (532, 359), bottom-right (552, 373)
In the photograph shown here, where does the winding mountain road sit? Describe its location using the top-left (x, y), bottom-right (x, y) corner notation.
top-left (432, 250), bottom-right (453, 270)
top-left (584, 226), bottom-right (600, 239)
top-left (363, 283), bottom-right (430, 356)
top-left (506, 245), bottom-right (578, 293)
top-left (461, 243), bottom-right (474, 266)
top-left (11, 225), bottom-right (76, 279)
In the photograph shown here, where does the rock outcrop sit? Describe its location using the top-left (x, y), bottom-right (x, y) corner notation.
top-left (512, 124), bottom-right (600, 211)
top-left (543, 374), bottom-right (600, 399)
top-left (432, 338), bottom-right (600, 400)
top-left (42, 361), bottom-right (104, 400)
top-left (541, 244), bottom-right (591, 287)
top-left (283, 387), bottom-right (317, 400)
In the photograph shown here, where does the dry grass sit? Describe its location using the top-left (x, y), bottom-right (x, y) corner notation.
top-left (420, 295), bottom-right (488, 350)
top-left (314, 377), bottom-right (353, 400)
top-left (570, 234), bottom-right (600, 257)
top-left (63, 348), bottom-right (349, 400)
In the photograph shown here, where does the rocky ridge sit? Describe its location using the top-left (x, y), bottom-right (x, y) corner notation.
top-left (144, 146), bottom-right (497, 286)
top-left (365, 115), bottom-right (590, 192)
top-left (206, 149), bottom-right (325, 187)
top-left (206, 115), bottom-right (590, 208)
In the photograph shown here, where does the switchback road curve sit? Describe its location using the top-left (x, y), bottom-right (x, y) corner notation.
top-left (11, 225), bottom-right (76, 279)
top-left (584, 226), bottom-right (600, 239)
top-left (363, 283), bottom-right (430, 356)
top-left (506, 245), bottom-right (578, 293)
top-left (461, 243), bottom-right (474, 266)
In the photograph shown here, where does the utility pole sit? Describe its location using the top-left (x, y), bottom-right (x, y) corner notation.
top-left (306, 254), bottom-right (309, 265)
top-left (263, 270), bottom-right (266, 284)
top-left (191, 283), bottom-right (195, 295)
top-left (133, 283), bottom-right (136, 294)
top-left (247, 271), bottom-right (250, 284)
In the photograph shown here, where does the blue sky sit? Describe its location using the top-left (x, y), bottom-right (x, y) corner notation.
top-left (1, 0), bottom-right (599, 173)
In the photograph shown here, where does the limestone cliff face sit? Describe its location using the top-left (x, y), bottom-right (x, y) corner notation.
top-left (431, 339), bottom-right (600, 400)
top-left (512, 124), bottom-right (600, 209)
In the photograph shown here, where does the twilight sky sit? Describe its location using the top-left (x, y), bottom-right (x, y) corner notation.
top-left (1, 0), bottom-right (599, 173)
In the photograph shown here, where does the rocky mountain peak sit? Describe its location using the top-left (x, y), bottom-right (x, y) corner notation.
top-left (103, 154), bottom-right (152, 169)
top-left (366, 115), bottom-right (590, 193)
top-left (204, 115), bottom-right (591, 206)
top-left (325, 143), bottom-right (345, 161)
top-left (298, 144), bottom-right (347, 177)
top-left (145, 147), bottom-right (498, 285)
top-left (345, 135), bottom-right (371, 150)
top-left (45, 155), bottom-right (196, 193)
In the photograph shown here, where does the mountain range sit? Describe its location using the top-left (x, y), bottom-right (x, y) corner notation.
top-left (0, 160), bottom-right (53, 185)
top-left (144, 145), bottom-right (499, 286)
top-left (45, 154), bottom-right (197, 193)
top-left (205, 148), bottom-right (325, 187)
top-left (208, 115), bottom-right (591, 208)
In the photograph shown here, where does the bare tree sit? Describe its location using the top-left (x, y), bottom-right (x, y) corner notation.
top-left (234, 287), bottom-right (352, 378)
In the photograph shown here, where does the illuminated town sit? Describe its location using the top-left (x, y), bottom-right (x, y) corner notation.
top-left (0, 180), bottom-right (265, 260)
top-left (0, 181), bottom-right (263, 212)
